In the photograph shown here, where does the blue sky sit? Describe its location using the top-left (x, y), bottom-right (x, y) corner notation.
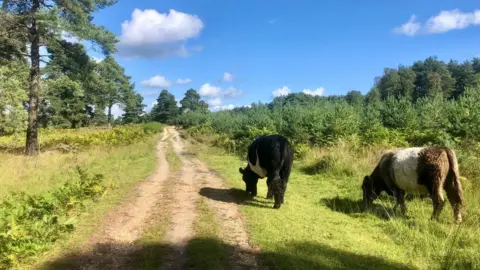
top-left (76, 0), bottom-right (480, 115)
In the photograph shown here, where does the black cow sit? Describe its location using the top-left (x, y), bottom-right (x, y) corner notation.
top-left (238, 134), bottom-right (294, 209)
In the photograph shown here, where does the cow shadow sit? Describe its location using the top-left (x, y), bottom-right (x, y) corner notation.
top-left (39, 237), bottom-right (412, 270)
top-left (320, 196), bottom-right (397, 221)
top-left (199, 187), bottom-right (272, 209)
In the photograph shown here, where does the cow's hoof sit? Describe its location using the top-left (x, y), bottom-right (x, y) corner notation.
top-left (273, 203), bottom-right (281, 209)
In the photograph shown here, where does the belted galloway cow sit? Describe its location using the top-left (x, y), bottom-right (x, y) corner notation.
top-left (239, 134), bottom-right (293, 209)
top-left (362, 146), bottom-right (465, 223)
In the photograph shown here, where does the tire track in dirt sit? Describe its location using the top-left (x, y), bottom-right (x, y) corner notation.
top-left (161, 126), bottom-right (200, 269)
top-left (61, 128), bottom-right (172, 269)
top-left (167, 127), bottom-right (259, 269)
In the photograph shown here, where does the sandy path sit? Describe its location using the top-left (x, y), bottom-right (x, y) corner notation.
top-left (64, 128), bottom-right (172, 269)
top-left (43, 126), bottom-right (258, 269)
top-left (167, 127), bottom-right (259, 269)
top-left (161, 127), bottom-right (200, 269)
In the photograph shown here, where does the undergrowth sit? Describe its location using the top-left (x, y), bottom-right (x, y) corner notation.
top-left (0, 167), bottom-right (106, 268)
top-left (0, 122), bottom-right (163, 153)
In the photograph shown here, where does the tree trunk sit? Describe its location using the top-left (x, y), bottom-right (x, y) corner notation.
top-left (25, 0), bottom-right (40, 155)
top-left (107, 104), bottom-right (112, 128)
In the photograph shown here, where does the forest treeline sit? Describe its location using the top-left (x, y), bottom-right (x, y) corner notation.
top-left (168, 56), bottom-right (480, 156)
top-left (2, 1), bottom-right (480, 156)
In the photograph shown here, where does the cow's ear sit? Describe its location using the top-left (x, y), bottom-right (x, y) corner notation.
top-left (239, 168), bottom-right (245, 174)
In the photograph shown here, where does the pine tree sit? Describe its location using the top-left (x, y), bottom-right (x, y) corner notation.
top-left (1, 0), bottom-right (118, 155)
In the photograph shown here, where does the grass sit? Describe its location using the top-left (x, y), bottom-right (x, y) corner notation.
top-left (18, 134), bottom-right (162, 269)
top-left (188, 138), bottom-right (480, 270)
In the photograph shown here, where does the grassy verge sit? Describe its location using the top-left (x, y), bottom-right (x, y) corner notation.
top-left (186, 198), bottom-right (228, 270)
top-left (0, 123), bottom-right (164, 200)
top-left (188, 139), bottom-right (480, 270)
top-left (23, 134), bottom-right (161, 269)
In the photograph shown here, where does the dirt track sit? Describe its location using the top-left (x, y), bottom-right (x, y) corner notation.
top-left (45, 126), bottom-right (258, 269)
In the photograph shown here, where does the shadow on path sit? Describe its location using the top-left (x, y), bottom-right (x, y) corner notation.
top-left (39, 237), bottom-right (411, 270)
top-left (199, 187), bottom-right (272, 209)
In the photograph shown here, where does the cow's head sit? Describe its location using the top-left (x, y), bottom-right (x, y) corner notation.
top-left (362, 175), bottom-right (379, 209)
top-left (239, 166), bottom-right (259, 195)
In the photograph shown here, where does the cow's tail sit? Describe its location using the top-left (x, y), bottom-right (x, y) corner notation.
top-left (444, 147), bottom-right (465, 222)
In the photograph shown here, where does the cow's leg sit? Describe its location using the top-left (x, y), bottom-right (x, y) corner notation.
top-left (269, 171), bottom-right (284, 209)
top-left (393, 189), bottom-right (406, 216)
top-left (266, 177), bottom-right (273, 199)
top-left (444, 180), bottom-right (464, 224)
top-left (431, 184), bottom-right (445, 221)
top-left (279, 181), bottom-right (288, 205)
top-left (272, 180), bottom-right (287, 209)
top-left (251, 180), bottom-right (258, 197)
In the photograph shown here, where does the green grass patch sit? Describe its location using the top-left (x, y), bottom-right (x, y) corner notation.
top-left (189, 140), bottom-right (480, 270)
top-left (165, 139), bottom-right (182, 172)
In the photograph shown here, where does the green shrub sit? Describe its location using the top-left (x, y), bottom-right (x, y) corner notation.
top-left (142, 122), bottom-right (165, 134)
top-left (293, 143), bottom-right (310, 160)
top-left (0, 166), bottom-right (106, 268)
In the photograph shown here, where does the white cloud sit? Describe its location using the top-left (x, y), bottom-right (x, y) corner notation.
top-left (105, 104), bottom-right (124, 119)
top-left (90, 56), bottom-right (104, 63)
top-left (211, 104), bottom-right (235, 112)
top-left (146, 101), bottom-right (158, 112)
top-left (394, 9), bottom-right (480, 36)
top-left (140, 90), bottom-right (160, 96)
top-left (302, 87), bottom-right (325, 96)
top-left (272, 86), bottom-right (291, 97)
top-left (117, 9), bottom-right (204, 59)
top-left (176, 78), bottom-right (192, 85)
top-left (223, 86), bottom-right (243, 97)
top-left (425, 9), bottom-right (480, 33)
top-left (205, 97), bottom-right (236, 112)
top-left (207, 98), bottom-right (223, 107)
top-left (393, 15), bottom-right (421, 36)
top-left (141, 75), bottom-right (172, 88)
top-left (61, 31), bottom-right (80, 43)
top-left (199, 83), bottom-right (222, 97)
top-left (222, 72), bottom-right (234, 82)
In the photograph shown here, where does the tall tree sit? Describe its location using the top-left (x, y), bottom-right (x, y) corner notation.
top-left (41, 40), bottom-right (96, 128)
top-left (151, 89), bottom-right (179, 123)
top-left (472, 57), bottom-right (480, 73)
top-left (96, 56), bottom-right (130, 127)
top-left (448, 60), bottom-right (477, 98)
top-left (1, 0), bottom-right (117, 155)
top-left (179, 89), bottom-right (208, 113)
top-left (376, 68), bottom-right (401, 100)
top-left (397, 66), bottom-right (416, 100)
top-left (412, 57), bottom-right (455, 99)
top-left (345, 90), bottom-right (364, 107)
top-left (122, 84), bottom-right (146, 124)
top-left (425, 72), bottom-right (442, 98)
